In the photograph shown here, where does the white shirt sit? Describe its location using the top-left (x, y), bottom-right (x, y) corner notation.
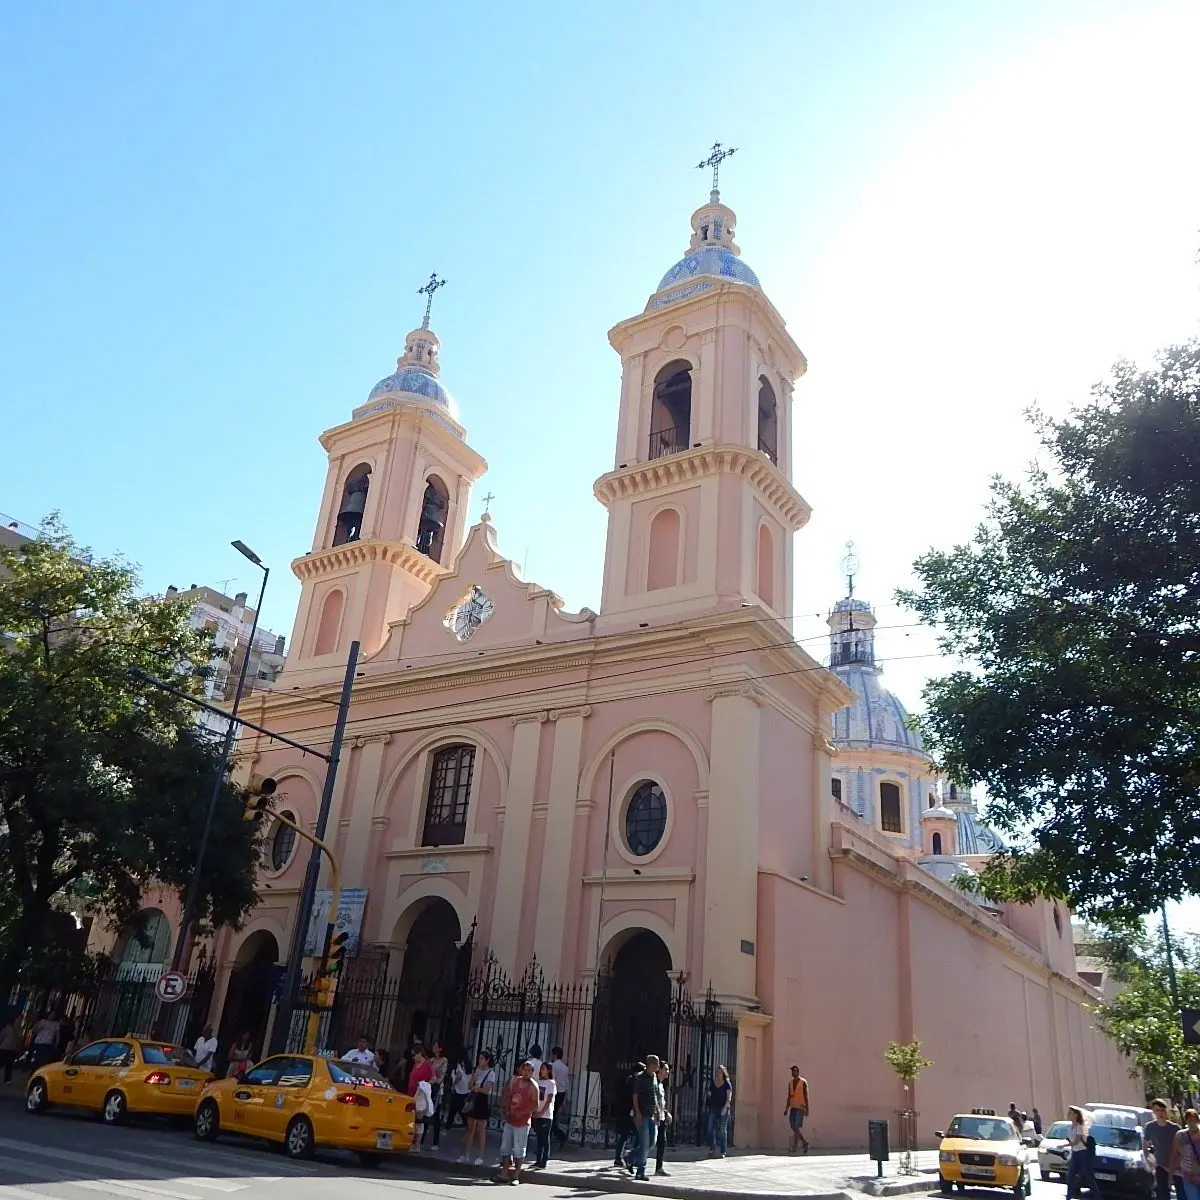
top-left (526, 1057), bottom-right (543, 1080)
top-left (453, 1065), bottom-right (471, 1095)
top-left (536, 1078), bottom-right (557, 1118)
top-left (342, 1048), bottom-right (377, 1067)
top-left (193, 1036), bottom-right (218, 1071)
top-left (550, 1058), bottom-right (569, 1094)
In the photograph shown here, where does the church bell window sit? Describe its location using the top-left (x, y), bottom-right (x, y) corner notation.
top-left (757, 376), bottom-right (778, 464)
top-left (422, 743), bottom-right (475, 847)
top-left (648, 361), bottom-right (692, 460)
top-left (879, 781), bottom-right (903, 834)
top-left (416, 475), bottom-right (450, 562)
top-left (831, 777), bottom-right (843, 802)
top-left (333, 465), bottom-right (371, 546)
top-left (932, 832), bottom-right (943, 855)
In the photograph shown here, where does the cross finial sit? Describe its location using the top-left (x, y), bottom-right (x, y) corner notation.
top-left (482, 491), bottom-right (495, 515)
top-left (417, 272), bottom-right (447, 330)
top-left (841, 539), bottom-right (860, 598)
top-left (697, 141), bottom-right (737, 198)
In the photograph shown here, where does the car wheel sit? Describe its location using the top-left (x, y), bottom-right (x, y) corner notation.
top-left (956, 1185), bottom-right (966, 1193)
top-left (194, 1100), bottom-right (220, 1143)
top-left (357, 1152), bottom-right (383, 1169)
top-left (284, 1117), bottom-right (315, 1160)
top-left (102, 1090), bottom-right (128, 1126)
top-left (25, 1078), bottom-right (49, 1114)
top-left (940, 1175), bottom-right (953, 1196)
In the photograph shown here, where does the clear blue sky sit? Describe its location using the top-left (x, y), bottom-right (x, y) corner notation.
top-left (4, 2), bottom-right (1199, 925)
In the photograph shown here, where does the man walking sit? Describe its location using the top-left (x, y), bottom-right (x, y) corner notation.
top-left (192, 1025), bottom-right (218, 1073)
top-left (612, 1064), bottom-right (642, 1170)
top-left (342, 1035), bottom-right (377, 1067)
top-left (550, 1047), bottom-right (570, 1146)
top-left (785, 1065), bottom-right (810, 1154)
top-left (497, 1060), bottom-right (541, 1185)
top-left (631, 1055), bottom-right (665, 1182)
top-left (1145, 1099), bottom-right (1184, 1200)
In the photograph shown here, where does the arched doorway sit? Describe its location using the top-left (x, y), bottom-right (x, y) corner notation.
top-left (218, 931), bottom-right (279, 1062)
top-left (99, 909), bottom-right (174, 1038)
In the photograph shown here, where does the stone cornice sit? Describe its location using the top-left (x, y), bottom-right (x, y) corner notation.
top-left (292, 538), bottom-right (449, 586)
top-left (593, 444), bottom-right (812, 532)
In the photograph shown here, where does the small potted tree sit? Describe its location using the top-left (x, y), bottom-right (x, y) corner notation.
top-left (885, 1039), bottom-right (933, 1174)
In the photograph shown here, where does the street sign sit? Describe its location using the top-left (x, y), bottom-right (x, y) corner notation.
top-left (1181, 1008), bottom-right (1200, 1046)
top-left (155, 970), bottom-right (187, 1004)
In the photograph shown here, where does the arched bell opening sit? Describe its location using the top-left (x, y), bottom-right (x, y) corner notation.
top-left (333, 465), bottom-right (371, 546)
top-left (649, 361), bottom-right (692, 460)
top-left (757, 376), bottom-right (778, 464)
top-left (416, 475), bottom-right (450, 562)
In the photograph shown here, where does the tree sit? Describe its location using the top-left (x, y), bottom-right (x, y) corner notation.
top-left (1085, 923), bottom-right (1200, 1107)
top-left (900, 341), bottom-right (1200, 917)
top-left (0, 516), bottom-right (263, 987)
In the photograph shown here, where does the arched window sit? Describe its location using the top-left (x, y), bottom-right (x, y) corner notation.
top-left (269, 812), bottom-right (298, 872)
top-left (646, 508), bottom-right (681, 591)
top-left (422, 744), bottom-right (475, 846)
top-left (880, 781), bottom-right (903, 834)
top-left (949, 784), bottom-right (958, 800)
top-left (333, 464), bottom-right (370, 546)
top-left (314, 589), bottom-right (343, 656)
top-left (756, 524), bottom-right (775, 608)
top-left (757, 377), bottom-right (778, 464)
top-left (649, 361), bottom-right (692, 460)
top-left (624, 781), bottom-right (667, 856)
top-left (831, 777), bottom-right (843, 802)
top-left (117, 909), bottom-right (171, 968)
top-left (928, 792), bottom-right (937, 808)
top-left (416, 475), bottom-right (450, 563)
top-left (932, 832), bottom-right (943, 855)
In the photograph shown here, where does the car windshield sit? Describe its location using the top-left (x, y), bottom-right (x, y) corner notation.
top-left (1045, 1122), bottom-right (1071, 1139)
top-left (328, 1060), bottom-right (394, 1089)
top-left (139, 1043), bottom-right (195, 1066)
top-left (1092, 1125), bottom-right (1143, 1151)
top-left (947, 1117), bottom-right (1017, 1142)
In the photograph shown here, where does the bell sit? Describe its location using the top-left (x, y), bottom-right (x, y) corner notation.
top-left (338, 489), bottom-right (367, 522)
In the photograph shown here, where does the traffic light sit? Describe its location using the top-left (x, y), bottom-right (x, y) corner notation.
top-left (324, 931), bottom-right (350, 978)
top-left (313, 973), bottom-right (335, 1009)
top-left (241, 775), bottom-right (277, 821)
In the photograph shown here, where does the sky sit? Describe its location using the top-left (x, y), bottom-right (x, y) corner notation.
top-left (3, 4), bottom-right (1199, 920)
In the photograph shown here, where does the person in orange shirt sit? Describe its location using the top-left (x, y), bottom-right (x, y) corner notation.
top-left (785, 1065), bottom-right (810, 1154)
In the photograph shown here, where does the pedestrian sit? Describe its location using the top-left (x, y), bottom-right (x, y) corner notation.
top-left (342, 1035), bottom-right (378, 1067)
top-left (550, 1047), bottom-right (570, 1146)
top-left (526, 1043), bottom-right (544, 1080)
top-left (706, 1064), bottom-right (733, 1158)
top-left (612, 1064), bottom-right (642, 1170)
top-left (226, 1031), bottom-right (254, 1078)
top-left (630, 1054), bottom-right (666, 1181)
top-left (425, 1040), bottom-right (448, 1147)
top-left (496, 1060), bottom-right (541, 1185)
top-left (785, 1065), bottom-right (810, 1154)
top-left (0, 1011), bottom-right (22, 1085)
top-left (1033, 1108), bottom-right (1043, 1137)
top-left (448, 1055), bottom-right (472, 1128)
top-left (654, 1062), bottom-right (673, 1177)
top-left (1146, 1099), bottom-right (1185, 1200)
top-left (192, 1024), bottom-right (218, 1073)
top-left (1173, 1109), bottom-right (1200, 1200)
top-left (408, 1045), bottom-right (435, 1152)
top-left (531, 1062), bottom-right (557, 1169)
top-left (30, 1011), bottom-right (61, 1068)
top-left (461, 1050), bottom-right (496, 1166)
top-left (1065, 1106), bottom-right (1100, 1200)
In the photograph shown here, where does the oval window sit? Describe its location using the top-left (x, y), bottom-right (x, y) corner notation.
top-left (625, 782), bottom-right (667, 857)
top-left (270, 813), bottom-right (297, 872)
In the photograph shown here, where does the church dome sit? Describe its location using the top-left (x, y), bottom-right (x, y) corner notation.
top-left (657, 247), bottom-right (761, 293)
top-left (367, 366), bottom-right (458, 419)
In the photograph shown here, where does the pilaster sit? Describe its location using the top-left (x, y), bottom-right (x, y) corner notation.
top-left (341, 734), bottom-right (390, 884)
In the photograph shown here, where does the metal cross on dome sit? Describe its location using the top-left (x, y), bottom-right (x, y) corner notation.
top-left (841, 539), bottom-right (860, 599)
top-left (697, 141), bottom-right (737, 194)
top-left (417, 272), bottom-right (446, 330)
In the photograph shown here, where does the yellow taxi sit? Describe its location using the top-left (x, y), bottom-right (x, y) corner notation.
top-left (193, 1053), bottom-right (416, 1164)
top-left (26, 1038), bottom-right (215, 1124)
top-left (937, 1111), bottom-right (1033, 1197)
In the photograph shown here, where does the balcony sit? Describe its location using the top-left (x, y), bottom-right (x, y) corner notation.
top-left (648, 424), bottom-right (689, 460)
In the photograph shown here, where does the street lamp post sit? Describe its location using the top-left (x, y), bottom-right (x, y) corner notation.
top-left (167, 540), bottom-right (269, 975)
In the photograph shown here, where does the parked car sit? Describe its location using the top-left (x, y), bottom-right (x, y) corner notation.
top-left (936, 1113), bottom-right (1034, 1197)
top-left (1039, 1120), bottom-right (1072, 1180)
top-left (1087, 1120), bottom-right (1154, 1199)
top-left (1087, 1103), bottom-right (1154, 1127)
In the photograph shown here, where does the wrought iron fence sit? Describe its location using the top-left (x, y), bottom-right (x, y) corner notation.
top-left (289, 950), bottom-right (738, 1148)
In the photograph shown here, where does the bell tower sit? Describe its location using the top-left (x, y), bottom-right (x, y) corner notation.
top-left (594, 146), bottom-right (810, 630)
top-left (282, 276), bottom-right (487, 685)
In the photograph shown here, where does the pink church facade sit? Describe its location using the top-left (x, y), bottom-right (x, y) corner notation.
top-left (155, 176), bottom-right (1136, 1147)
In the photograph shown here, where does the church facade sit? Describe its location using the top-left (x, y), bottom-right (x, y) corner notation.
top-left (149, 173), bottom-right (1136, 1146)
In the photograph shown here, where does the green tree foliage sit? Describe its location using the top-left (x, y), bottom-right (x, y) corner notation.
top-left (885, 1038), bottom-right (934, 1083)
top-left (1086, 923), bottom-right (1200, 1106)
top-left (0, 517), bottom-right (263, 986)
top-left (900, 341), bottom-right (1200, 917)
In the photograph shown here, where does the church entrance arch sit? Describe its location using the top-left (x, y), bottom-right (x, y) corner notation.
top-left (218, 931), bottom-right (279, 1062)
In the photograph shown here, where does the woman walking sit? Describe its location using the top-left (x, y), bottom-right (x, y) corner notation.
top-left (706, 1065), bottom-right (733, 1158)
top-left (460, 1051), bottom-right (496, 1166)
top-left (425, 1040), bottom-right (448, 1148)
top-left (1175, 1109), bottom-right (1200, 1200)
top-left (531, 1062), bottom-right (557, 1168)
top-left (1065, 1106), bottom-right (1100, 1200)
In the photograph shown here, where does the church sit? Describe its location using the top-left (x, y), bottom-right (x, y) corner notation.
top-left (153, 163), bottom-right (1136, 1148)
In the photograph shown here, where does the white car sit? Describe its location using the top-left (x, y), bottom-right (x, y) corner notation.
top-left (1038, 1120), bottom-right (1072, 1181)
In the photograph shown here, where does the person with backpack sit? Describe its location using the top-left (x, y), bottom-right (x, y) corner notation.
top-left (611, 1063), bottom-right (643, 1170)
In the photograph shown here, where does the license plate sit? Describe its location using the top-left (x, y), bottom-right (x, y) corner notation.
top-left (1095, 1173), bottom-right (1117, 1182)
top-left (177, 1079), bottom-right (195, 1089)
top-left (962, 1167), bottom-right (995, 1178)
top-left (375, 1132), bottom-right (393, 1151)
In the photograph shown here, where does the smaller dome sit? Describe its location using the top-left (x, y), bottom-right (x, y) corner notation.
top-left (657, 247), bottom-right (761, 293)
top-left (922, 802), bottom-right (956, 822)
top-left (918, 857), bottom-right (980, 888)
top-left (367, 367), bottom-right (458, 420)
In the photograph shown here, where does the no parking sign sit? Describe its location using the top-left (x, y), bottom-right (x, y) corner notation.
top-left (155, 970), bottom-right (187, 1004)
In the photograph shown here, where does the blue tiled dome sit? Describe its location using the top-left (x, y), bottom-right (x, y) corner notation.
top-left (367, 367), bottom-right (458, 419)
top-left (657, 247), bottom-right (761, 293)
top-left (830, 664), bottom-right (926, 752)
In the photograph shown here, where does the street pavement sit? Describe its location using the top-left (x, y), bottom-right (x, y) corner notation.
top-left (0, 1092), bottom-right (1070, 1200)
